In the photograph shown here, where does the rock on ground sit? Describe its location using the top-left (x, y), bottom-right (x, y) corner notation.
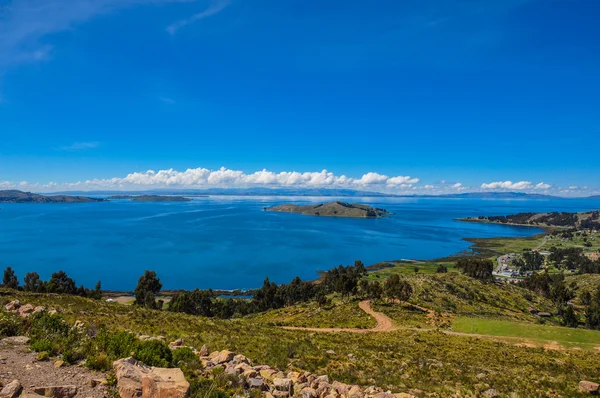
top-left (113, 357), bottom-right (189, 398)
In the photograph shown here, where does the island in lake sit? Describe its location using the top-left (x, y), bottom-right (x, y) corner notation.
top-left (108, 195), bottom-right (192, 202)
top-left (265, 201), bottom-right (390, 218)
top-left (0, 190), bottom-right (106, 203)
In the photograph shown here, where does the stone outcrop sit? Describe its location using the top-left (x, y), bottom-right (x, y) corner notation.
top-left (579, 380), bottom-right (600, 394)
top-left (0, 380), bottom-right (22, 398)
top-left (113, 357), bottom-right (190, 398)
top-left (3, 301), bottom-right (48, 319)
top-left (195, 347), bottom-right (413, 398)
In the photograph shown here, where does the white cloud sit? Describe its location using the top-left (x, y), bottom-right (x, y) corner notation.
top-left (452, 183), bottom-right (462, 189)
top-left (534, 182), bottom-right (551, 190)
top-left (0, 167), bottom-right (425, 192)
top-left (423, 185), bottom-right (435, 189)
top-left (481, 181), bottom-right (533, 190)
top-left (166, 0), bottom-right (230, 35)
top-left (386, 176), bottom-right (420, 186)
top-left (355, 172), bottom-right (389, 185)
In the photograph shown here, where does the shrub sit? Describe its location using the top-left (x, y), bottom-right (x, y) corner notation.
top-left (172, 347), bottom-right (203, 379)
top-left (133, 339), bottom-right (172, 368)
top-left (0, 310), bottom-right (23, 337)
top-left (95, 328), bottom-right (137, 360)
top-left (29, 312), bottom-right (85, 359)
top-left (30, 339), bottom-right (54, 353)
top-left (86, 353), bottom-right (111, 371)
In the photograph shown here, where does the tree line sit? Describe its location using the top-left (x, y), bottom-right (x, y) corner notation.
top-left (1, 267), bottom-right (102, 299)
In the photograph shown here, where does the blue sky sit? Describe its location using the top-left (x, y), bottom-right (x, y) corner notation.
top-left (0, 0), bottom-right (599, 195)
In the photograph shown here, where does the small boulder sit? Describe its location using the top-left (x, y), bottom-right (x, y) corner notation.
top-left (170, 339), bottom-right (184, 348)
top-left (114, 357), bottom-right (189, 398)
top-left (579, 381), bottom-right (600, 394)
top-left (2, 336), bottom-right (30, 345)
top-left (89, 378), bottom-right (108, 388)
top-left (198, 344), bottom-right (210, 357)
top-left (32, 306), bottom-right (46, 315)
top-left (0, 380), bottom-right (22, 398)
top-left (213, 350), bottom-right (235, 365)
top-left (259, 369), bottom-right (277, 380)
top-left (54, 360), bottom-right (65, 368)
top-left (273, 378), bottom-right (292, 391)
top-left (247, 378), bottom-right (265, 390)
top-left (482, 389), bottom-right (500, 398)
top-left (300, 387), bottom-right (317, 398)
top-left (4, 300), bottom-right (20, 311)
top-left (32, 385), bottom-right (78, 398)
top-left (17, 304), bottom-right (35, 318)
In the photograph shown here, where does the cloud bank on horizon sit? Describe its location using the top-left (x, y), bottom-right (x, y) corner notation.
top-left (0, 167), bottom-right (591, 197)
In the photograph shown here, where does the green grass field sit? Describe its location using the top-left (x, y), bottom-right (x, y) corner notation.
top-left (248, 297), bottom-right (376, 329)
top-left (453, 316), bottom-right (600, 350)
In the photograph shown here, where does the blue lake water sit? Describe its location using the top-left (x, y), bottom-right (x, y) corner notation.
top-left (1, 196), bottom-right (599, 290)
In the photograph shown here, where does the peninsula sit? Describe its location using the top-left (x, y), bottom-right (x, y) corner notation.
top-left (108, 195), bottom-right (192, 202)
top-left (459, 210), bottom-right (600, 229)
top-left (0, 190), bottom-right (106, 203)
top-left (266, 201), bottom-right (390, 218)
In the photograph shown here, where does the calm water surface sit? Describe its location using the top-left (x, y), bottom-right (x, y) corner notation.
top-left (1, 196), bottom-right (599, 290)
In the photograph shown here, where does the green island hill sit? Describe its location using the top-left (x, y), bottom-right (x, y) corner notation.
top-left (265, 201), bottom-right (390, 218)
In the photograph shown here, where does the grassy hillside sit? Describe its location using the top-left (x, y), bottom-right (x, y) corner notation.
top-left (3, 274), bottom-right (600, 397)
top-left (400, 273), bottom-right (554, 321)
top-left (249, 298), bottom-right (376, 329)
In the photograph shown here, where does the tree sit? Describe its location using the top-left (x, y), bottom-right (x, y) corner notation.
top-left (88, 280), bottom-right (103, 300)
top-left (562, 305), bottom-right (579, 328)
top-left (23, 272), bottom-right (44, 292)
top-left (366, 281), bottom-right (383, 300)
top-left (47, 270), bottom-right (77, 294)
top-left (2, 266), bottom-right (19, 289)
top-left (134, 270), bottom-right (163, 309)
top-left (436, 264), bottom-right (448, 273)
top-left (456, 258), bottom-right (494, 281)
top-left (315, 290), bottom-right (328, 308)
top-left (384, 275), bottom-right (412, 303)
top-left (581, 290), bottom-right (592, 306)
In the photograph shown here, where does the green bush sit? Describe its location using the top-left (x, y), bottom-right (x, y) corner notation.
top-left (133, 339), bottom-right (172, 368)
top-left (86, 353), bottom-right (111, 371)
top-left (95, 328), bottom-right (137, 359)
top-left (0, 310), bottom-right (23, 337)
top-left (30, 339), bottom-right (54, 353)
top-left (172, 347), bottom-right (203, 379)
top-left (29, 312), bottom-right (86, 360)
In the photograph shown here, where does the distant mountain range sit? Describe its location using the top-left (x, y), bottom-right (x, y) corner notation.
top-left (40, 188), bottom-right (600, 199)
top-left (0, 190), bottom-right (105, 203)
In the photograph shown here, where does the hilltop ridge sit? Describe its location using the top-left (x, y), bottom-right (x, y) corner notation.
top-left (266, 201), bottom-right (390, 218)
top-left (0, 190), bottom-right (105, 203)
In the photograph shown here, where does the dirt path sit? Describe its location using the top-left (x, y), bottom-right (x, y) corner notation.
top-left (0, 338), bottom-right (110, 398)
top-left (282, 300), bottom-right (398, 333)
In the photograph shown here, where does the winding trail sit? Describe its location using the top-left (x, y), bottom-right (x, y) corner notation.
top-left (280, 300), bottom-right (596, 352)
top-left (282, 300), bottom-right (398, 333)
